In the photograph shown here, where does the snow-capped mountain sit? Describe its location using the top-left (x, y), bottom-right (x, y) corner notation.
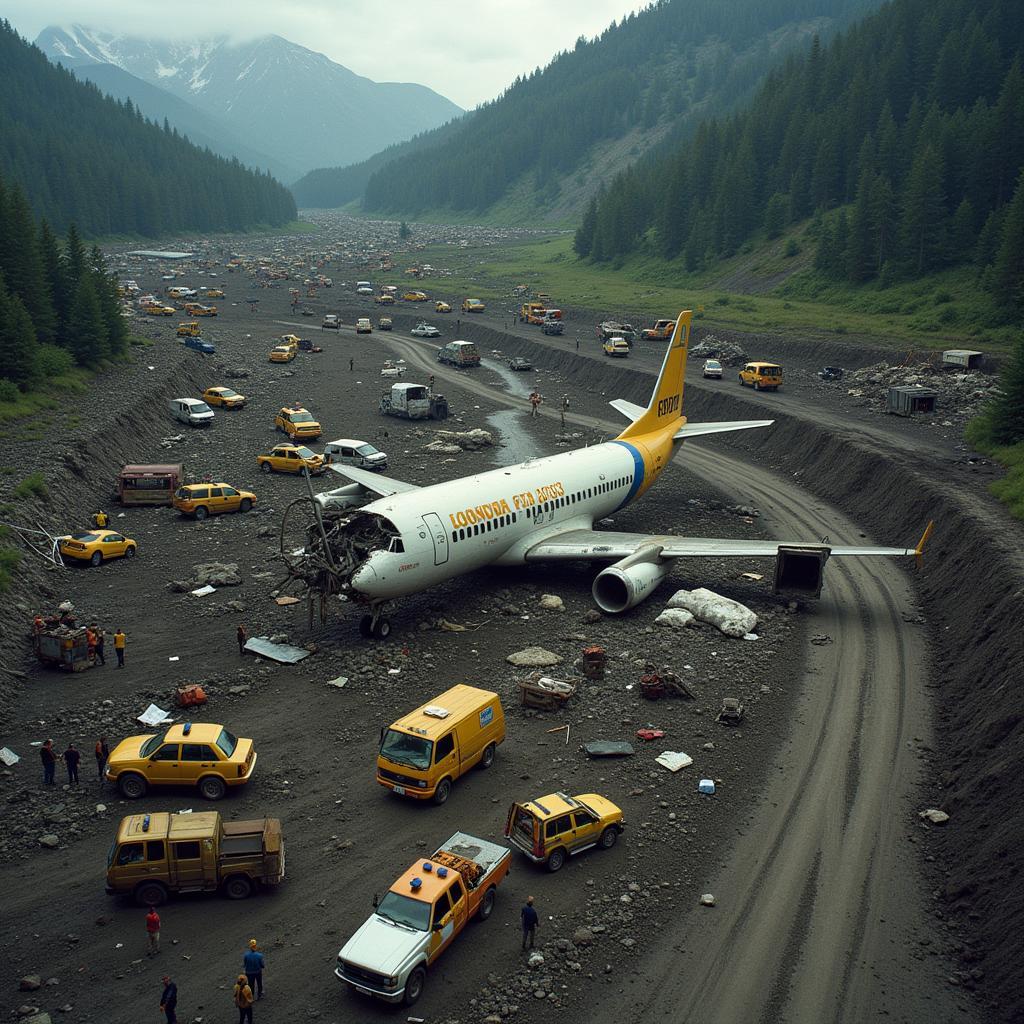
top-left (36, 25), bottom-right (463, 181)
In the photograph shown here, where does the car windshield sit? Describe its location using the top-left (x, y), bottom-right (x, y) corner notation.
top-left (219, 389), bottom-right (238, 398)
top-left (707, 361), bottom-right (721, 368)
top-left (380, 729), bottom-right (432, 770)
top-left (139, 732), bottom-right (165, 758)
top-left (216, 728), bottom-right (238, 757)
top-left (376, 891), bottom-right (431, 931)
top-left (295, 446), bottom-right (316, 459)
top-left (71, 532), bottom-right (100, 542)
top-left (193, 402), bottom-right (212, 413)
top-left (356, 444), bottom-right (379, 456)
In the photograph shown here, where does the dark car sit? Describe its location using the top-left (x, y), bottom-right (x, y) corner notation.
top-left (541, 320), bottom-right (564, 336)
top-left (819, 366), bottom-right (844, 381)
top-left (508, 357), bottom-right (533, 371)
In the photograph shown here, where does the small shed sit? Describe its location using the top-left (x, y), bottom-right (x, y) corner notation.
top-left (887, 385), bottom-right (938, 417)
top-left (942, 349), bottom-right (984, 369)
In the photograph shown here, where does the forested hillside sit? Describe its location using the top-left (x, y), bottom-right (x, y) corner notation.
top-left (0, 176), bottom-right (127, 394)
top-left (574, 0), bottom-right (1024, 311)
top-left (356, 0), bottom-right (882, 220)
top-left (0, 21), bottom-right (296, 237)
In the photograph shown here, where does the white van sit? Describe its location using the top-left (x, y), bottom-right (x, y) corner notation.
top-left (323, 438), bottom-right (388, 471)
top-left (169, 397), bottom-right (214, 427)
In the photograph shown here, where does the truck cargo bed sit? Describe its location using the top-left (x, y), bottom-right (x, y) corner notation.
top-left (437, 832), bottom-right (509, 888)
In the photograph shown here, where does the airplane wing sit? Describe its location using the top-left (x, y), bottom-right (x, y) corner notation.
top-left (524, 528), bottom-right (928, 561)
top-left (326, 463), bottom-right (420, 496)
top-left (609, 399), bottom-right (646, 421)
top-left (674, 420), bottom-right (773, 439)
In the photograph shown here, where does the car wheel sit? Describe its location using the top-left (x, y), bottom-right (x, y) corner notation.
top-left (199, 776), bottom-right (226, 801)
top-left (546, 847), bottom-right (566, 873)
top-left (598, 827), bottom-right (619, 850)
top-left (239, 499), bottom-right (252, 512)
top-left (124, 546), bottom-right (136, 558)
top-left (404, 966), bottom-right (426, 1006)
top-left (480, 743), bottom-right (495, 769)
top-left (90, 551), bottom-right (103, 567)
top-left (119, 773), bottom-right (147, 799)
top-left (134, 881), bottom-right (168, 907)
top-left (477, 887), bottom-right (496, 921)
top-left (261, 462), bottom-right (272, 474)
top-left (433, 777), bottom-right (452, 806)
top-left (194, 506), bottom-right (208, 521)
top-left (754, 381), bottom-right (762, 391)
top-left (223, 875), bottom-right (253, 900)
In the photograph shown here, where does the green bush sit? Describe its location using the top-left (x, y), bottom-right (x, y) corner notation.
top-left (13, 472), bottom-right (48, 500)
top-left (0, 380), bottom-right (19, 403)
top-left (36, 344), bottom-right (74, 377)
top-left (784, 238), bottom-right (800, 257)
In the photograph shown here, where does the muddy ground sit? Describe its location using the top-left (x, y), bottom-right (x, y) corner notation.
top-left (0, 235), bottom-right (1019, 1024)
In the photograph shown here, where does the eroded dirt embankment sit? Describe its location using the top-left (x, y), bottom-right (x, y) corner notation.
top-left (442, 322), bottom-right (1024, 1022)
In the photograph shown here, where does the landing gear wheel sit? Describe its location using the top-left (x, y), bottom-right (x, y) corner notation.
top-left (371, 618), bottom-right (392, 640)
top-left (359, 615), bottom-right (373, 638)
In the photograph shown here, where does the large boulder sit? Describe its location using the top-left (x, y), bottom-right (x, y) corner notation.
top-left (191, 562), bottom-right (242, 587)
top-left (432, 428), bottom-right (494, 451)
top-left (666, 588), bottom-right (757, 638)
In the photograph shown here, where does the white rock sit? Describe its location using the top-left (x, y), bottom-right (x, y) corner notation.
top-left (528, 952), bottom-right (545, 968)
top-left (655, 608), bottom-right (695, 629)
top-left (666, 588), bottom-right (757, 638)
top-left (539, 594), bottom-right (565, 612)
top-left (506, 646), bottom-right (563, 668)
top-left (699, 893), bottom-right (716, 907)
top-left (919, 808), bottom-right (950, 825)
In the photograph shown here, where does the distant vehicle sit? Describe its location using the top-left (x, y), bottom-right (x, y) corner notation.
top-left (378, 317), bottom-right (393, 331)
top-left (508, 357), bottom-right (533, 371)
top-left (203, 386), bottom-right (246, 409)
top-left (375, 293), bottom-right (395, 305)
top-left (322, 314), bottom-right (340, 330)
top-left (356, 283), bottom-right (374, 295)
top-left (739, 362), bottom-right (783, 391)
top-left (298, 338), bottom-right (323, 353)
top-left (642, 319), bottom-right (675, 341)
top-left (437, 340), bottom-right (480, 367)
top-left (257, 444), bottom-right (326, 475)
top-left (169, 397), bottom-right (214, 427)
top-left (379, 360), bottom-right (407, 378)
top-left (435, 300), bottom-right (452, 313)
top-left (403, 290), bottom-right (429, 302)
top-left (462, 298), bottom-right (485, 313)
top-left (603, 337), bottom-right (630, 358)
top-left (183, 336), bottom-right (215, 354)
top-left (176, 321), bottom-right (201, 337)
top-left (597, 321), bottom-right (635, 344)
top-left (356, 318), bottom-right (373, 334)
top-left (59, 530), bottom-right (137, 567)
top-left (301, 307), bottom-right (314, 316)
top-left (411, 323), bottom-right (440, 338)
top-left (819, 366), bottom-right (844, 381)
top-left (205, 288), bottom-right (225, 299)
top-left (269, 345), bottom-right (295, 362)
top-left (118, 464), bottom-right (183, 507)
top-left (702, 359), bottom-right (723, 379)
top-left (379, 382), bottom-right (448, 420)
top-left (275, 406), bottom-right (322, 440)
top-left (145, 305), bottom-right (175, 316)
top-left (541, 308), bottom-right (562, 321)
top-left (541, 320), bottom-right (563, 336)
top-left (184, 303), bottom-right (217, 317)
top-left (173, 483), bottom-right (256, 520)
top-left (520, 301), bottom-right (545, 321)
top-left (324, 438), bottom-right (388, 471)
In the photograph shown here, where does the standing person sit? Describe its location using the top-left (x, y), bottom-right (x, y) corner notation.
top-left (560, 394), bottom-right (569, 430)
top-left (244, 938), bottom-right (265, 999)
top-left (63, 743), bottom-right (80, 785)
top-left (94, 626), bottom-right (106, 666)
top-left (233, 974), bottom-right (255, 1023)
top-left (428, 374), bottom-right (435, 393)
top-left (237, 625), bottom-right (247, 657)
top-left (95, 736), bottom-right (110, 782)
top-left (40, 739), bottom-right (57, 786)
top-left (113, 628), bottom-right (126, 668)
top-left (521, 895), bottom-right (539, 950)
top-left (160, 976), bottom-right (177, 1024)
top-left (348, 357), bottom-right (354, 372)
top-left (576, 336), bottom-right (580, 352)
top-left (85, 625), bottom-right (97, 663)
top-left (529, 391), bottom-right (542, 418)
top-left (146, 906), bottom-right (161, 956)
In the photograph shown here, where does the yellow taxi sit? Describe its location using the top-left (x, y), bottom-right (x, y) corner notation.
top-left (145, 304), bottom-right (175, 316)
top-left (269, 344), bottom-right (296, 362)
top-left (105, 722), bottom-right (257, 801)
top-left (374, 293), bottom-right (395, 305)
top-left (462, 298), bottom-right (485, 313)
top-left (279, 334), bottom-right (301, 349)
top-left (435, 300), bottom-right (451, 313)
top-left (275, 405), bottom-right (321, 440)
top-left (504, 791), bottom-right (624, 872)
top-left (403, 290), bottom-right (428, 302)
top-left (202, 386), bottom-right (246, 409)
top-left (205, 288), bottom-right (225, 298)
top-left (186, 303), bottom-right (218, 317)
top-left (738, 361), bottom-right (783, 391)
top-left (59, 530), bottom-right (137, 567)
top-left (176, 321), bottom-right (201, 337)
top-left (172, 482), bottom-right (256, 520)
top-left (257, 443), bottom-right (325, 475)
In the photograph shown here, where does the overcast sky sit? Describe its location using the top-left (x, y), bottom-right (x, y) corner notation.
top-left (7, 1), bottom-right (646, 108)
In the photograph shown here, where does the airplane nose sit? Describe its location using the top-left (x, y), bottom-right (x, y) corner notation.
top-left (350, 563), bottom-right (378, 594)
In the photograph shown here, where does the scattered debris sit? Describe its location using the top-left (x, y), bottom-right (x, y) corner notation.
top-left (243, 636), bottom-right (312, 664)
top-left (507, 646), bottom-right (563, 667)
top-left (655, 751), bottom-right (693, 772)
top-left (0, 746), bottom-right (20, 766)
top-left (698, 779), bottom-right (716, 795)
top-left (190, 584), bottom-right (217, 598)
top-left (699, 893), bottom-right (717, 907)
top-left (582, 740), bottom-right (635, 758)
top-left (519, 674), bottom-right (576, 709)
top-left (810, 634), bottom-right (833, 645)
top-left (716, 698), bottom-right (745, 725)
top-left (739, 572), bottom-right (764, 582)
top-left (539, 593), bottom-right (565, 612)
top-left (919, 808), bottom-right (950, 826)
top-left (274, 596), bottom-right (301, 606)
top-left (655, 607), bottom-right (695, 629)
top-left (326, 676), bottom-right (348, 689)
top-left (581, 645), bottom-right (607, 679)
top-left (137, 703), bottom-right (172, 726)
top-left (666, 588), bottom-right (757, 638)
top-left (636, 728), bottom-right (665, 741)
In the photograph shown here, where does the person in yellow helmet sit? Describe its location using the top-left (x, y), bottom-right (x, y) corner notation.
top-left (243, 939), bottom-right (265, 1000)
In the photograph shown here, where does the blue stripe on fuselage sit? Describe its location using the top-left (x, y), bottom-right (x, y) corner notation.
top-left (611, 440), bottom-right (644, 511)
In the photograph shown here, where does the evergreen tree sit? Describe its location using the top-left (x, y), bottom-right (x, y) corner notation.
top-left (988, 337), bottom-right (1024, 444)
top-left (574, 195), bottom-right (599, 259)
top-left (90, 246), bottom-right (128, 357)
top-left (0, 274), bottom-right (41, 390)
top-left (991, 168), bottom-right (1024, 311)
top-left (65, 274), bottom-right (109, 367)
top-left (0, 184), bottom-right (55, 343)
top-left (847, 170), bottom-right (876, 281)
top-left (763, 192), bottom-right (788, 239)
top-left (869, 174), bottom-right (898, 272)
top-left (899, 145), bottom-right (947, 273)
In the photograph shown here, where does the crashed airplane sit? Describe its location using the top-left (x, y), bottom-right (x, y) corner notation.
top-left (282, 311), bottom-right (931, 638)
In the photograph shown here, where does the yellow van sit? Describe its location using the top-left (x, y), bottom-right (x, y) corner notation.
top-left (377, 684), bottom-right (505, 805)
top-left (738, 361), bottom-right (783, 391)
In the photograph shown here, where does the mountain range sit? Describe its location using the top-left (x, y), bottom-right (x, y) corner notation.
top-left (35, 26), bottom-right (463, 182)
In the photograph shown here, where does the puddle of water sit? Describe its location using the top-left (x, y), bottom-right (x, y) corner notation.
top-left (481, 357), bottom-right (535, 399)
top-left (486, 409), bottom-right (536, 466)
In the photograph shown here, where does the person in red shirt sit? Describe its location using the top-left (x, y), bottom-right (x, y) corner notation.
top-left (146, 907), bottom-right (161, 956)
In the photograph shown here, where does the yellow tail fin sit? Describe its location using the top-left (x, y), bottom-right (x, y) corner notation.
top-left (617, 311), bottom-right (691, 440)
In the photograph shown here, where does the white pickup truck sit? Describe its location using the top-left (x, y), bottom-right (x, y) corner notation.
top-left (335, 832), bottom-right (511, 1006)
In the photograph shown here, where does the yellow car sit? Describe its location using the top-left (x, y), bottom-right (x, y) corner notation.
top-left (59, 531), bottom-right (137, 567)
top-left (105, 722), bottom-right (257, 801)
top-left (205, 288), bottom-right (225, 299)
top-left (374, 293), bottom-right (395, 305)
top-left (435, 300), bottom-right (451, 313)
top-left (184, 303), bottom-right (217, 317)
top-left (172, 482), bottom-right (256, 520)
top-left (504, 791), bottom-right (624, 872)
top-left (202, 386), bottom-right (246, 409)
top-left (279, 334), bottom-right (301, 349)
top-left (275, 405), bottom-right (321, 440)
top-left (403, 290), bottom-right (428, 302)
top-left (257, 443), bottom-right (325, 475)
top-left (177, 321), bottom-right (201, 337)
top-left (269, 345), bottom-right (296, 362)
top-left (145, 305), bottom-right (175, 316)
top-left (462, 298), bottom-right (485, 313)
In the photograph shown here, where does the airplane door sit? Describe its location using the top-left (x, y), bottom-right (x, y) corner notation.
top-left (422, 513), bottom-right (449, 566)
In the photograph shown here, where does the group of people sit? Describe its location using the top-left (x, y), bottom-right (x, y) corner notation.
top-left (157, 935), bottom-right (266, 1023)
top-left (39, 736), bottom-right (109, 786)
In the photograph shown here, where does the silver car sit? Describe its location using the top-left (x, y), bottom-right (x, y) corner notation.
top-left (702, 359), bottom-right (723, 379)
top-left (323, 438), bottom-right (388, 471)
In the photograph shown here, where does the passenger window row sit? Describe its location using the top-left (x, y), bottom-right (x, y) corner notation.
top-left (451, 512), bottom-right (518, 544)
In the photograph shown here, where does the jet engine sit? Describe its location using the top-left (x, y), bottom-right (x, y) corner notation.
top-left (591, 545), bottom-right (672, 613)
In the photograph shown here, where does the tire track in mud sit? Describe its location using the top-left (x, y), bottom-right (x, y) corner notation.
top-left (386, 332), bottom-right (958, 1024)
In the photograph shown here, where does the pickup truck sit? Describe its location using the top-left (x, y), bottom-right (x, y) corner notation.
top-left (336, 832), bottom-right (510, 1006)
top-left (641, 319), bottom-right (675, 341)
top-left (105, 811), bottom-right (284, 906)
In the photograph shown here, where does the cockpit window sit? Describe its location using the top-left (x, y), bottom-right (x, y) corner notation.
top-left (389, 537), bottom-right (405, 553)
